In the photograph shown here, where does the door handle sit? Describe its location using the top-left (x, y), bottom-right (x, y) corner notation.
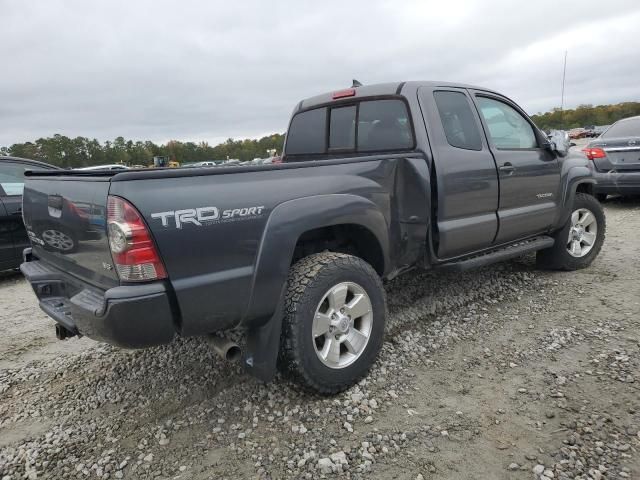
top-left (499, 163), bottom-right (515, 173)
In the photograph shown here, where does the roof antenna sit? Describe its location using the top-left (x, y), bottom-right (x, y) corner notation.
top-left (352, 79), bottom-right (363, 88)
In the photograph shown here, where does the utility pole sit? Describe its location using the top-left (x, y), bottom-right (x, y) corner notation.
top-left (560, 50), bottom-right (567, 112)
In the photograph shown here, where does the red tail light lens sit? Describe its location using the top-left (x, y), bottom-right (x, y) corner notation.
top-left (332, 88), bottom-right (356, 99)
top-left (107, 196), bottom-right (167, 281)
top-left (582, 147), bottom-right (607, 160)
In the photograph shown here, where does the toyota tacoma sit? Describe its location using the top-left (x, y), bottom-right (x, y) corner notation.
top-left (20, 81), bottom-right (605, 393)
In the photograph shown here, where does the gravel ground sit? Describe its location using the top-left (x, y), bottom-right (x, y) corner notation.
top-left (0, 197), bottom-right (639, 480)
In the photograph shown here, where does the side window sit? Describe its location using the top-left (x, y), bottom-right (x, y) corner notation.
top-left (285, 107), bottom-right (327, 155)
top-left (433, 91), bottom-right (482, 150)
top-left (329, 105), bottom-right (356, 150)
top-left (476, 97), bottom-right (538, 149)
top-left (358, 100), bottom-right (412, 152)
top-left (0, 162), bottom-right (29, 196)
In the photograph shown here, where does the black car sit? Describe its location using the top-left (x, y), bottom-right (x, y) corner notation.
top-left (0, 156), bottom-right (58, 271)
top-left (583, 116), bottom-right (640, 200)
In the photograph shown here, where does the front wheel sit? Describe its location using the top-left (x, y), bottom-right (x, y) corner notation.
top-left (537, 193), bottom-right (605, 270)
top-left (278, 252), bottom-right (386, 394)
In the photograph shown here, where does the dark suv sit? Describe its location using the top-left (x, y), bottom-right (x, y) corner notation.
top-left (0, 156), bottom-right (58, 271)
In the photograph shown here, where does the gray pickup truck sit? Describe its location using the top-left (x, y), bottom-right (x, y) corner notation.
top-left (21, 81), bottom-right (605, 393)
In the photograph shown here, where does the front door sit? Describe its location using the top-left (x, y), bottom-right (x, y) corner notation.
top-left (472, 93), bottom-right (561, 244)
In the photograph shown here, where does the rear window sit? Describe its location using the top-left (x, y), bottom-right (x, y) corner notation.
top-left (285, 98), bottom-right (413, 158)
top-left (602, 118), bottom-right (640, 138)
top-left (329, 105), bottom-right (356, 150)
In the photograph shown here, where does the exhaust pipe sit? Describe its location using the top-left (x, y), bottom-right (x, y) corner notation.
top-left (207, 335), bottom-right (242, 363)
top-left (55, 324), bottom-right (76, 340)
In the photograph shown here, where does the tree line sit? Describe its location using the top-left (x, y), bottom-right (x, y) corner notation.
top-left (2, 102), bottom-right (638, 168)
top-left (530, 102), bottom-right (640, 131)
top-left (0, 134), bottom-right (285, 169)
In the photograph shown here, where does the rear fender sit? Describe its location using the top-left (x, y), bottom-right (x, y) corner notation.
top-left (245, 194), bottom-right (389, 324)
top-left (242, 194), bottom-right (389, 381)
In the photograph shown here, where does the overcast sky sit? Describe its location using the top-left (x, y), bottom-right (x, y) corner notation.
top-left (1, 0), bottom-right (639, 146)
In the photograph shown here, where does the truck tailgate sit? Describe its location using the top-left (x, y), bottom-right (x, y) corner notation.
top-left (22, 177), bottom-right (119, 289)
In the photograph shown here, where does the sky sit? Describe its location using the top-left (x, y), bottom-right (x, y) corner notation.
top-left (1, 0), bottom-right (639, 147)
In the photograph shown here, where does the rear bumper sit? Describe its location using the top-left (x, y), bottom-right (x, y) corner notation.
top-left (20, 256), bottom-right (176, 348)
top-left (593, 170), bottom-right (640, 195)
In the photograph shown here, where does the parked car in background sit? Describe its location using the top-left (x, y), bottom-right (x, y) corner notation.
top-left (75, 164), bottom-right (130, 171)
top-left (569, 128), bottom-right (588, 139)
top-left (584, 115), bottom-right (640, 201)
top-left (0, 157), bottom-right (59, 271)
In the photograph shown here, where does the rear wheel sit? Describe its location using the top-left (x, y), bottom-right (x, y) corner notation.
top-left (279, 252), bottom-right (386, 394)
top-left (537, 193), bottom-right (605, 270)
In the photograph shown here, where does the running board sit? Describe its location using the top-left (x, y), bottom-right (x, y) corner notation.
top-left (436, 236), bottom-right (555, 272)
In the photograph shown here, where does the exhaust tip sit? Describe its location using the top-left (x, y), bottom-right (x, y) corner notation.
top-left (207, 335), bottom-right (242, 363)
top-left (225, 344), bottom-right (242, 363)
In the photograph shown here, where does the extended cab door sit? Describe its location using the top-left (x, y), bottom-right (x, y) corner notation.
top-left (418, 87), bottom-right (499, 258)
top-left (471, 92), bottom-right (561, 244)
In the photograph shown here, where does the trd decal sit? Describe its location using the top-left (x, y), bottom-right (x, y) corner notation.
top-left (151, 205), bottom-right (265, 229)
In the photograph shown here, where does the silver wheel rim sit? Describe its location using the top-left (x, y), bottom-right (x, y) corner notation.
top-left (312, 282), bottom-right (373, 369)
top-left (566, 208), bottom-right (597, 258)
top-left (42, 229), bottom-right (74, 251)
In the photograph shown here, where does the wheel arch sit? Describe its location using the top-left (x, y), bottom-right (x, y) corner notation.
top-left (554, 162), bottom-right (597, 229)
top-left (243, 194), bottom-right (390, 325)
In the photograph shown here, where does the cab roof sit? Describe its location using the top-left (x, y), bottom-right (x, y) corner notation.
top-left (296, 81), bottom-right (501, 112)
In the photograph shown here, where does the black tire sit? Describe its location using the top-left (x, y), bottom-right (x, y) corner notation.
top-left (536, 193), bottom-right (605, 271)
top-left (278, 252), bottom-right (386, 394)
top-left (595, 193), bottom-right (607, 202)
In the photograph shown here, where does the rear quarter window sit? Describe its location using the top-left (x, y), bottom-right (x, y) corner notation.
top-left (285, 107), bottom-right (327, 155)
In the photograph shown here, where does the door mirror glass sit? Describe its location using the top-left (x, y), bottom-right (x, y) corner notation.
top-left (547, 130), bottom-right (571, 157)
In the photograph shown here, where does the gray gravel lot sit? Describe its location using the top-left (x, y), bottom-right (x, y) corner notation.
top-left (1, 197), bottom-right (639, 480)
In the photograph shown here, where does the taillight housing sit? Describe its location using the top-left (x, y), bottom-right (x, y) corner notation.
top-left (107, 196), bottom-right (167, 281)
top-left (582, 147), bottom-right (607, 160)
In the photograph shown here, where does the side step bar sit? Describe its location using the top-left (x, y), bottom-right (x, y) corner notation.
top-left (436, 236), bottom-right (554, 273)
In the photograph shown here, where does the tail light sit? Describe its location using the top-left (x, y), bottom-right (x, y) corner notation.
top-left (107, 196), bottom-right (167, 281)
top-left (332, 88), bottom-right (356, 99)
top-left (582, 147), bottom-right (607, 160)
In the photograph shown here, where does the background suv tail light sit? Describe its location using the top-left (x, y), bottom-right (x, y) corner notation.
top-left (107, 196), bottom-right (167, 281)
top-left (582, 147), bottom-right (607, 160)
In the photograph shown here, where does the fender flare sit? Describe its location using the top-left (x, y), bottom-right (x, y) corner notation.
top-left (554, 164), bottom-right (596, 229)
top-left (241, 194), bottom-right (390, 381)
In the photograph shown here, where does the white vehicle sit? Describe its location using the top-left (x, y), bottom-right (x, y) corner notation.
top-left (194, 161), bottom-right (217, 167)
top-left (75, 164), bottom-right (130, 171)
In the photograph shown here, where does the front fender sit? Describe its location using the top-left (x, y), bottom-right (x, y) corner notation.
top-left (554, 154), bottom-right (596, 229)
top-left (243, 194), bottom-right (390, 326)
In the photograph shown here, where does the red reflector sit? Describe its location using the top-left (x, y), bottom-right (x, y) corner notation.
top-left (107, 196), bottom-right (167, 281)
top-left (332, 88), bottom-right (356, 99)
top-left (582, 147), bottom-right (607, 160)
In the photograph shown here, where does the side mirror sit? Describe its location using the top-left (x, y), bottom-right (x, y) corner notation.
top-left (547, 130), bottom-right (571, 157)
